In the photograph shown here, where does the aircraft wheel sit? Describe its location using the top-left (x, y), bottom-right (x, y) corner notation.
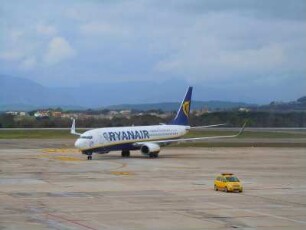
top-left (149, 153), bottom-right (159, 158)
top-left (121, 150), bottom-right (130, 157)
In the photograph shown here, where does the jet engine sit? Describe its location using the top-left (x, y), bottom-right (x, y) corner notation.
top-left (140, 143), bottom-right (160, 157)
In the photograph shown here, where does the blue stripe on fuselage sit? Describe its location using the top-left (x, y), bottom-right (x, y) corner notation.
top-left (90, 143), bottom-right (139, 154)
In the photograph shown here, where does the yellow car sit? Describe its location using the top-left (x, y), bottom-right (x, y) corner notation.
top-left (214, 173), bottom-right (243, 193)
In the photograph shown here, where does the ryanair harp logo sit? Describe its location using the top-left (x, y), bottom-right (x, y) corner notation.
top-left (182, 101), bottom-right (190, 117)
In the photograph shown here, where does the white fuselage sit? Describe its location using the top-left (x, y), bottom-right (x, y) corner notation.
top-left (75, 125), bottom-right (189, 152)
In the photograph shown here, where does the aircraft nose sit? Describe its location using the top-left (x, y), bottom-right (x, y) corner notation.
top-left (75, 139), bottom-right (82, 148)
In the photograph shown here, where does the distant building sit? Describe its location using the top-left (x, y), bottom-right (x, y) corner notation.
top-left (239, 107), bottom-right (250, 112)
top-left (5, 111), bottom-right (27, 116)
top-left (34, 111), bottom-right (49, 119)
top-left (120, 110), bottom-right (131, 115)
top-left (108, 111), bottom-right (119, 116)
top-left (193, 108), bottom-right (210, 116)
top-left (52, 111), bottom-right (62, 117)
top-left (5, 111), bottom-right (19, 116)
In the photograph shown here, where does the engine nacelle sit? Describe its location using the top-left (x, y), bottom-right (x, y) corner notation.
top-left (140, 143), bottom-right (160, 155)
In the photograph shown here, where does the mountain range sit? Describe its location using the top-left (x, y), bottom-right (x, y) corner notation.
top-left (1, 75), bottom-right (254, 111)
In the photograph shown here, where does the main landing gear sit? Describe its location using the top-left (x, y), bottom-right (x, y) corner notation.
top-left (149, 152), bottom-right (159, 158)
top-left (121, 150), bottom-right (130, 158)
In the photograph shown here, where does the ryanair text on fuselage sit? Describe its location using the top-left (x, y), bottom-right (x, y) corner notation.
top-left (103, 130), bottom-right (150, 142)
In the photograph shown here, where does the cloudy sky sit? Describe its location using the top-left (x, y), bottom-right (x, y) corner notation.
top-left (0, 0), bottom-right (305, 103)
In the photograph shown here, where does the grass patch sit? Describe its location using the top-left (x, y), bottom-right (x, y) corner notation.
top-left (185, 131), bottom-right (306, 139)
top-left (0, 129), bottom-right (305, 139)
top-left (0, 130), bottom-right (76, 139)
top-left (171, 142), bottom-right (306, 148)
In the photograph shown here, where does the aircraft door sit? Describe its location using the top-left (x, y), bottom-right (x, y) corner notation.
top-left (99, 133), bottom-right (106, 145)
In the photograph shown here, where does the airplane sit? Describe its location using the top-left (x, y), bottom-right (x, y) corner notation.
top-left (71, 87), bottom-right (246, 160)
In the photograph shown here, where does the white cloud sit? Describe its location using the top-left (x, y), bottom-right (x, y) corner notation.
top-left (0, 50), bottom-right (24, 61)
top-left (154, 12), bottom-right (305, 82)
top-left (20, 57), bottom-right (37, 70)
top-left (0, 0), bottom-right (305, 101)
top-left (36, 24), bottom-right (57, 36)
top-left (80, 21), bottom-right (130, 37)
top-left (0, 30), bottom-right (26, 61)
top-left (9, 30), bottom-right (24, 43)
top-left (217, 44), bottom-right (285, 70)
top-left (44, 37), bottom-right (76, 65)
top-left (65, 8), bottom-right (85, 21)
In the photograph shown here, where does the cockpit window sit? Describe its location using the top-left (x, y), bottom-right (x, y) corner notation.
top-left (80, 136), bottom-right (93, 139)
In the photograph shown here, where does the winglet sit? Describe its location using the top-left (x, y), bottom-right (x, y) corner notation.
top-left (236, 121), bottom-right (247, 137)
top-left (70, 119), bottom-right (81, 136)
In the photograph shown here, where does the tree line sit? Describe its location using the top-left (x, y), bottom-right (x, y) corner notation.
top-left (191, 111), bottom-right (306, 127)
top-left (0, 111), bottom-right (305, 128)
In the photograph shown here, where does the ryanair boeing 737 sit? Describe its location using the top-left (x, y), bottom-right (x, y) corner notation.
top-left (71, 87), bottom-right (246, 160)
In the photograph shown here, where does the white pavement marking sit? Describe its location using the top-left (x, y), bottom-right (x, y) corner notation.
top-left (208, 202), bottom-right (306, 225)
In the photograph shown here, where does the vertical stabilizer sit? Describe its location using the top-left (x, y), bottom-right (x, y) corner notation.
top-left (169, 87), bottom-right (192, 126)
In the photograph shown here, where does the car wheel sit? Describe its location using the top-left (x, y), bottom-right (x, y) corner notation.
top-left (214, 185), bottom-right (218, 191)
top-left (224, 187), bottom-right (229, 193)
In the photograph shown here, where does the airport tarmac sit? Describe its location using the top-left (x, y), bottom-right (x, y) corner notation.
top-left (0, 145), bottom-right (306, 229)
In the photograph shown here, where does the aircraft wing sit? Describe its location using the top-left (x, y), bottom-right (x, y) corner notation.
top-left (136, 122), bottom-right (246, 146)
top-left (189, 123), bottom-right (226, 130)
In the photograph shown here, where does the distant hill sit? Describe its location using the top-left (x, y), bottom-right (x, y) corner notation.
top-left (258, 96), bottom-right (306, 111)
top-left (0, 75), bottom-right (257, 111)
top-left (0, 75), bottom-right (78, 110)
top-left (106, 100), bottom-right (253, 111)
top-left (1, 75), bottom-right (304, 112)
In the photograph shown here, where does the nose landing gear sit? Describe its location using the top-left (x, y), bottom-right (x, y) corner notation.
top-left (82, 151), bottom-right (93, 160)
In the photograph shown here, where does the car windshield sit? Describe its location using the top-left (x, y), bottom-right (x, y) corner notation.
top-left (226, 176), bottom-right (240, 182)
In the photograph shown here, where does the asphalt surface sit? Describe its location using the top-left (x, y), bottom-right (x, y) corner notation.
top-left (0, 142), bottom-right (305, 229)
top-left (1, 137), bottom-right (306, 149)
